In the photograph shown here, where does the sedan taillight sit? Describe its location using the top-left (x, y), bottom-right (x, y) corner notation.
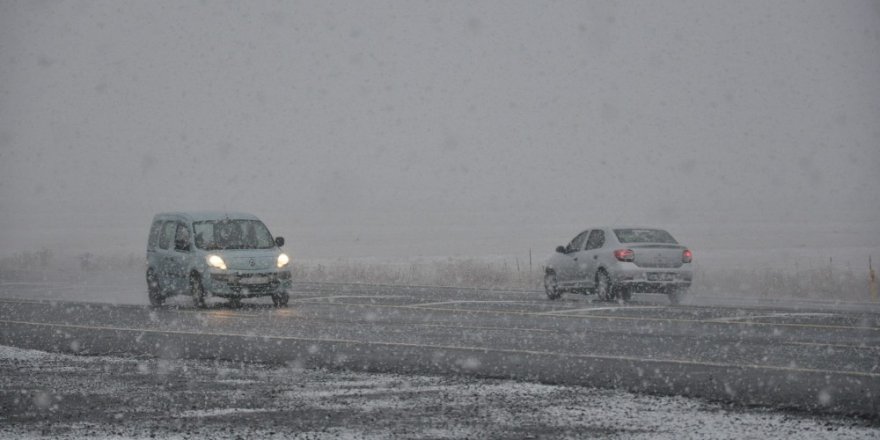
top-left (614, 249), bottom-right (635, 262)
top-left (682, 249), bottom-right (693, 263)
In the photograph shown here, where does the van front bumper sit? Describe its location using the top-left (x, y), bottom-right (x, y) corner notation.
top-left (205, 270), bottom-right (292, 298)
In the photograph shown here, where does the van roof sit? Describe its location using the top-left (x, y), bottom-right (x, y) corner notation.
top-left (152, 211), bottom-right (261, 223)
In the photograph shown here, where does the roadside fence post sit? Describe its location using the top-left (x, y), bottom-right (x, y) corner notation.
top-left (870, 256), bottom-right (877, 302)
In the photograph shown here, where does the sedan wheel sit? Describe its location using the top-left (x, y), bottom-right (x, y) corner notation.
top-left (544, 272), bottom-right (562, 300)
top-left (595, 271), bottom-right (612, 301)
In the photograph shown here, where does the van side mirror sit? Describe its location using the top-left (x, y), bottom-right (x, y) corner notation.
top-left (275, 236), bottom-right (285, 247)
top-left (555, 245), bottom-right (566, 254)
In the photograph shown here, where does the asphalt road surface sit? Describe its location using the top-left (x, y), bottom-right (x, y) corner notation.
top-left (1, 280), bottom-right (879, 420)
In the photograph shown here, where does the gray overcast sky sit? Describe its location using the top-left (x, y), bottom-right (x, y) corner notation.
top-left (1, 1), bottom-right (879, 258)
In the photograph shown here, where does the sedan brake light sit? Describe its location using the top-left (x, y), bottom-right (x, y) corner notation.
top-left (682, 249), bottom-right (693, 263)
top-left (614, 249), bottom-right (635, 262)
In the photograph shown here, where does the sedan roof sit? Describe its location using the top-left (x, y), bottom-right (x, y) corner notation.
top-left (153, 211), bottom-right (261, 222)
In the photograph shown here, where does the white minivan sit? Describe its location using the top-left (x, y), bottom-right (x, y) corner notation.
top-left (146, 212), bottom-right (292, 308)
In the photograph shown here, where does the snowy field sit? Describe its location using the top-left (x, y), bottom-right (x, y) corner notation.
top-left (1, 345), bottom-right (878, 439)
top-left (2, 220), bottom-right (878, 303)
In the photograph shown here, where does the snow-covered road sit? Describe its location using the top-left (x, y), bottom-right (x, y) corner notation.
top-left (2, 345), bottom-right (878, 439)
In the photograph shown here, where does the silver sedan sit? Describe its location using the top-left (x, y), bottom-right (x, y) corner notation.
top-left (544, 227), bottom-right (693, 304)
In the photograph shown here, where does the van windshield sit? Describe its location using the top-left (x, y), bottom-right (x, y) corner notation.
top-left (193, 220), bottom-right (275, 250)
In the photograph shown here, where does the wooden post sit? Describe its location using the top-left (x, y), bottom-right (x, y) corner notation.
top-left (529, 248), bottom-right (533, 280)
top-left (529, 248), bottom-right (532, 273)
top-left (870, 256), bottom-right (877, 302)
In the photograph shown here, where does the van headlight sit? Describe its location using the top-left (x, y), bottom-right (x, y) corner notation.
top-left (277, 253), bottom-right (290, 268)
top-left (207, 255), bottom-right (227, 270)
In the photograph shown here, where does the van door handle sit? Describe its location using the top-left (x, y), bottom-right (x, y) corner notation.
top-left (574, 257), bottom-right (578, 261)
top-left (594, 255), bottom-right (598, 260)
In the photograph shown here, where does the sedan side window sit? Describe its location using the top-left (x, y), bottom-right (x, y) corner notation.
top-left (567, 230), bottom-right (590, 253)
top-left (585, 229), bottom-right (605, 250)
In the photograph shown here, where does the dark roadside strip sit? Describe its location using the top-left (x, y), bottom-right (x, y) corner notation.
top-left (1, 315), bottom-right (878, 419)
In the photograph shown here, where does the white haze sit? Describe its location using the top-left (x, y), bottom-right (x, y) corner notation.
top-left (1, 1), bottom-right (878, 268)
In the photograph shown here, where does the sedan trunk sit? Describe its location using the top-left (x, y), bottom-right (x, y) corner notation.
top-left (628, 244), bottom-right (686, 268)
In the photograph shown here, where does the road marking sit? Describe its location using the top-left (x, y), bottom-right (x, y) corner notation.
top-left (289, 295), bottom-right (408, 303)
top-left (707, 313), bottom-right (839, 323)
top-left (132, 298), bottom-right (880, 351)
top-left (536, 306), bottom-right (666, 315)
top-left (788, 341), bottom-right (880, 350)
top-left (404, 300), bottom-right (539, 308)
top-left (285, 299), bottom-right (880, 332)
top-left (0, 297), bottom-right (45, 304)
top-left (192, 307), bottom-right (880, 351)
top-left (1, 318), bottom-right (878, 379)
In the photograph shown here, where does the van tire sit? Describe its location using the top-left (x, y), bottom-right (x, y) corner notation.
top-left (190, 274), bottom-right (207, 309)
top-left (146, 269), bottom-right (164, 307)
top-left (272, 291), bottom-right (289, 307)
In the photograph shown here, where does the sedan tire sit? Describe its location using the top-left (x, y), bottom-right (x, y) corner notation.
top-left (544, 272), bottom-right (562, 300)
top-left (595, 271), bottom-right (613, 301)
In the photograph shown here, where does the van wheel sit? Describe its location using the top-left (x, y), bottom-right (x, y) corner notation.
top-left (272, 291), bottom-right (290, 307)
top-left (190, 275), bottom-right (207, 309)
top-left (146, 269), bottom-right (164, 307)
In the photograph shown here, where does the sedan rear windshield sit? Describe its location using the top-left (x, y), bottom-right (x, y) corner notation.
top-left (614, 229), bottom-right (677, 244)
top-left (193, 220), bottom-right (275, 250)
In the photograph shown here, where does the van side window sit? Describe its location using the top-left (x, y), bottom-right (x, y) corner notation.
top-left (194, 222), bottom-right (214, 250)
top-left (148, 221), bottom-right (162, 250)
top-left (174, 223), bottom-right (191, 252)
top-left (159, 222), bottom-right (176, 250)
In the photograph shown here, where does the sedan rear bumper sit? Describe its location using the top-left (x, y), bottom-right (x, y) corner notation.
top-left (616, 280), bottom-right (691, 293)
top-left (610, 265), bottom-right (692, 293)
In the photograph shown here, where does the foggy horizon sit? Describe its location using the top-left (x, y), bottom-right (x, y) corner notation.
top-left (1, 1), bottom-right (879, 260)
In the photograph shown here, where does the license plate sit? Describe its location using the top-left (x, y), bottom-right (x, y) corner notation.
top-left (240, 276), bottom-right (269, 285)
top-left (648, 273), bottom-right (675, 281)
